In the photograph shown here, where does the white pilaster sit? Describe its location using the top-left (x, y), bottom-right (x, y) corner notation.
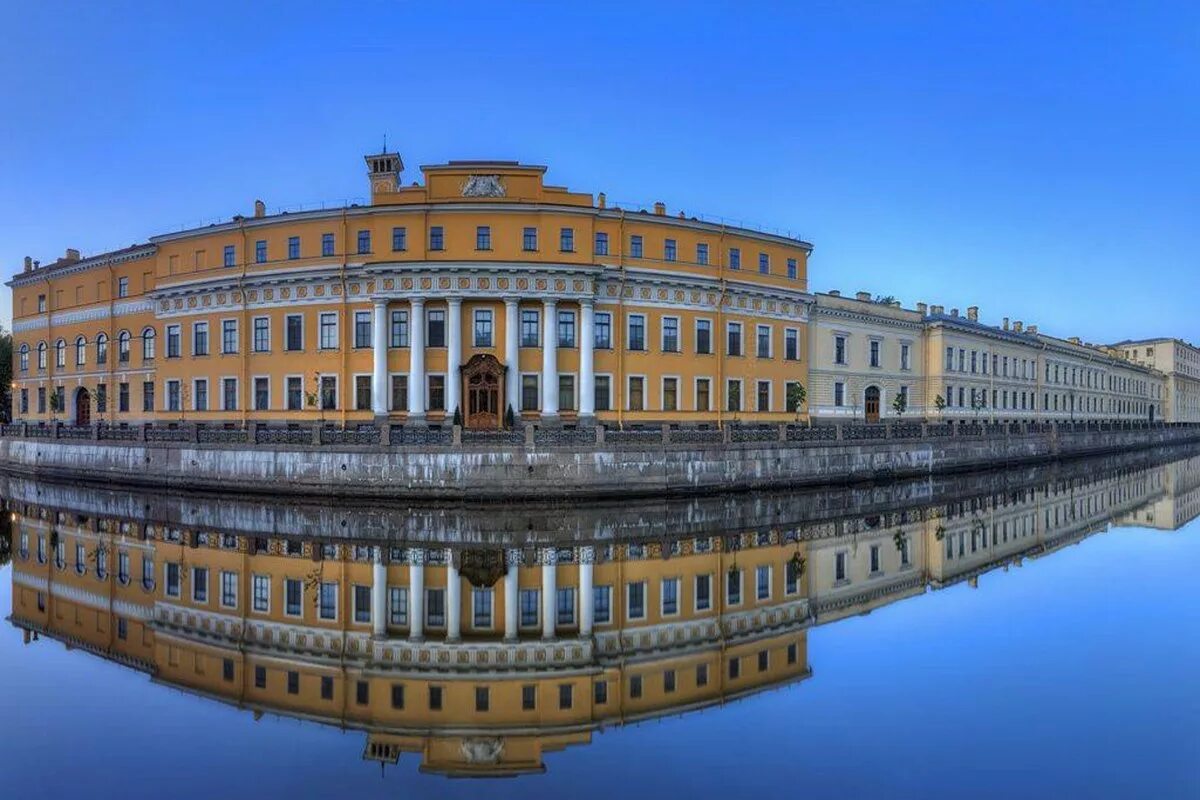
top-left (371, 546), bottom-right (387, 638)
top-left (408, 551), bottom-right (425, 640)
top-left (579, 547), bottom-right (594, 637)
top-left (504, 549), bottom-right (519, 641)
top-left (579, 300), bottom-right (595, 418)
top-left (504, 298), bottom-right (519, 420)
top-left (446, 298), bottom-right (462, 419)
top-left (445, 547), bottom-right (461, 641)
top-left (408, 298), bottom-right (426, 421)
top-left (541, 549), bottom-right (557, 639)
top-left (541, 298), bottom-right (558, 418)
top-left (371, 299), bottom-right (388, 417)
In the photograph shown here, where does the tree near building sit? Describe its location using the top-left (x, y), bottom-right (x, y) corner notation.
top-left (0, 325), bottom-right (11, 423)
top-left (892, 391), bottom-right (908, 417)
top-left (971, 389), bottom-right (986, 418)
top-left (934, 394), bottom-right (946, 414)
top-left (786, 382), bottom-right (807, 421)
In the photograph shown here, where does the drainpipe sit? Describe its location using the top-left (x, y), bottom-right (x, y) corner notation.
top-left (617, 210), bottom-right (626, 430)
top-left (716, 226), bottom-right (727, 430)
top-left (340, 208), bottom-right (349, 428)
top-left (238, 218), bottom-right (250, 428)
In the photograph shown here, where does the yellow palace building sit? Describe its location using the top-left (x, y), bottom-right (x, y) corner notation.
top-left (8, 152), bottom-right (813, 428)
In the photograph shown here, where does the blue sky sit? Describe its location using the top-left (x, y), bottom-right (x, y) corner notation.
top-left (1, 1), bottom-right (1197, 344)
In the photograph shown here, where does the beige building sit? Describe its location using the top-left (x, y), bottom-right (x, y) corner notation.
top-left (1110, 338), bottom-right (1200, 424)
top-left (807, 291), bottom-right (925, 422)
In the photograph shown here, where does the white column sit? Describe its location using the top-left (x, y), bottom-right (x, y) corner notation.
top-left (408, 550), bottom-right (425, 640)
top-left (504, 298), bottom-right (520, 420)
top-left (579, 300), bottom-right (595, 418)
top-left (541, 549), bottom-right (557, 639)
top-left (372, 299), bottom-right (389, 417)
top-left (446, 298), bottom-right (462, 419)
top-left (445, 547), bottom-right (461, 641)
top-left (371, 547), bottom-right (387, 638)
top-left (407, 298), bottom-right (426, 421)
top-left (504, 549), bottom-right (519, 641)
top-left (541, 298), bottom-right (559, 418)
top-left (579, 547), bottom-right (594, 637)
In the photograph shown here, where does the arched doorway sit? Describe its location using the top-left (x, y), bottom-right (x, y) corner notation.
top-left (74, 387), bottom-right (91, 426)
top-left (864, 386), bottom-right (881, 423)
top-left (461, 353), bottom-right (505, 429)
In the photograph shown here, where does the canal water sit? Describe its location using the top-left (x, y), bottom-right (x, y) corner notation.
top-left (1, 449), bottom-right (1198, 799)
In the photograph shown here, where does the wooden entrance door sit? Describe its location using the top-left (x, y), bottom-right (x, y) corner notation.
top-left (864, 386), bottom-right (880, 423)
top-left (461, 353), bottom-right (506, 429)
top-left (75, 388), bottom-right (91, 426)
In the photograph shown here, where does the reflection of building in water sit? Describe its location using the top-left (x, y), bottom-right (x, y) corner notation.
top-left (1114, 454), bottom-right (1200, 532)
top-left (6, 450), bottom-right (1197, 776)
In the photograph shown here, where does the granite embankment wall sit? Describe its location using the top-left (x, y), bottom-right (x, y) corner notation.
top-left (0, 421), bottom-right (1196, 500)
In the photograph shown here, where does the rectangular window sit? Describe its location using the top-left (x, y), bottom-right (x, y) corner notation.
top-left (429, 226), bottom-right (444, 250)
top-left (521, 375), bottom-right (539, 412)
top-left (558, 375), bottom-right (575, 412)
top-left (628, 315), bottom-right (646, 351)
top-left (476, 225), bottom-right (491, 250)
top-left (726, 569), bottom-right (741, 605)
top-left (222, 378), bottom-right (237, 411)
top-left (696, 378), bottom-right (711, 412)
top-left (756, 565), bottom-right (771, 600)
top-left (390, 375), bottom-right (408, 412)
top-left (166, 325), bottom-right (181, 358)
top-left (758, 252), bottom-right (770, 274)
top-left (354, 311), bottom-right (371, 348)
top-left (392, 226), bottom-right (407, 251)
top-left (166, 563), bottom-right (181, 598)
top-left (696, 319), bottom-right (712, 354)
top-left (319, 582), bottom-right (337, 620)
top-left (473, 309), bottom-right (493, 347)
top-left (783, 329), bottom-right (799, 361)
top-left (628, 376), bottom-right (645, 411)
top-left (556, 587), bottom-right (575, 626)
top-left (695, 574), bottom-right (712, 611)
top-left (560, 227), bottom-right (574, 252)
top-left (117, 278), bottom-right (128, 298)
top-left (223, 245), bottom-right (236, 267)
top-left (252, 575), bottom-right (270, 613)
top-left (697, 243), bottom-right (709, 265)
top-left (321, 233), bottom-right (335, 256)
top-left (193, 322), bottom-right (209, 356)
top-left (757, 325), bottom-right (771, 358)
top-left (222, 320), bottom-right (238, 354)
top-left (193, 567), bottom-right (209, 603)
top-left (594, 585), bottom-right (612, 625)
top-left (664, 238), bottom-right (677, 261)
top-left (284, 314), bottom-right (302, 351)
top-left (253, 317), bottom-right (269, 352)
top-left (901, 343), bottom-right (911, 370)
top-left (662, 317), bottom-right (679, 352)
top-left (285, 579), bottom-right (302, 616)
top-left (390, 310), bottom-right (409, 347)
top-left (627, 581), bottom-right (646, 620)
top-left (594, 312), bottom-right (612, 348)
top-left (787, 258), bottom-right (798, 280)
top-left (594, 375), bottom-right (611, 412)
top-left (356, 230), bottom-right (370, 254)
top-left (727, 323), bottom-right (743, 357)
top-left (221, 571), bottom-right (238, 608)
top-left (287, 236), bottom-right (300, 260)
top-left (253, 377), bottom-right (269, 411)
top-left (142, 381), bottom-right (155, 412)
top-left (354, 585), bottom-right (372, 623)
top-left (284, 377), bottom-right (301, 411)
top-left (255, 240), bottom-right (267, 263)
top-left (426, 588), bottom-right (446, 627)
top-left (429, 686), bottom-right (443, 710)
top-left (389, 586), bottom-right (409, 627)
top-left (630, 235), bottom-right (643, 258)
top-left (319, 313), bottom-right (338, 349)
top-left (756, 380), bottom-right (770, 412)
top-left (661, 577), bottom-right (680, 615)
top-left (835, 551), bottom-right (848, 582)
top-left (521, 310), bottom-right (540, 347)
top-left (427, 375), bottom-right (445, 411)
top-left (166, 380), bottom-right (181, 412)
top-left (522, 227), bottom-right (538, 251)
top-left (519, 589), bottom-right (539, 627)
top-left (117, 382), bottom-right (129, 412)
top-left (870, 340), bottom-right (881, 368)
top-left (594, 231), bottom-right (609, 255)
top-left (558, 684), bottom-right (573, 710)
top-left (729, 248), bottom-right (741, 269)
top-left (662, 377), bottom-right (678, 412)
top-left (472, 588), bottom-right (493, 628)
top-left (254, 667), bottom-right (266, 689)
top-left (835, 335), bottom-right (846, 365)
top-left (558, 311), bottom-right (576, 347)
top-left (427, 310), bottom-right (446, 347)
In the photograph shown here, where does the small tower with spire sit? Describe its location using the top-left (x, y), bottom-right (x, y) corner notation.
top-left (364, 142), bottom-right (404, 198)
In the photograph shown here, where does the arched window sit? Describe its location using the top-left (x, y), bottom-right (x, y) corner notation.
top-left (75, 336), bottom-right (87, 366)
top-left (36, 342), bottom-right (47, 370)
top-left (96, 333), bottom-right (108, 365)
top-left (118, 331), bottom-right (131, 363)
top-left (142, 327), bottom-right (156, 360)
top-left (18, 343), bottom-right (28, 372)
top-left (55, 338), bottom-right (66, 368)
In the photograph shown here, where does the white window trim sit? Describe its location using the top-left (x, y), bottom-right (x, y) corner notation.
top-left (220, 570), bottom-right (239, 610)
top-left (318, 581), bottom-right (339, 622)
top-left (726, 568), bottom-right (744, 607)
top-left (694, 573), bottom-right (713, 613)
top-left (283, 578), bottom-right (304, 619)
top-left (626, 373), bottom-right (648, 412)
top-left (319, 373), bottom-right (339, 411)
top-left (626, 313), bottom-right (647, 351)
top-left (557, 371), bottom-right (578, 412)
top-left (755, 564), bottom-right (772, 602)
top-left (387, 371), bottom-right (409, 412)
top-left (519, 308), bottom-right (541, 348)
top-left (251, 574), bottom-right (271, 615)
top-left (284, 373), bottom-right (304, 411)
top-left (352, 371), bottom-right (373, 411)
top-left (726, 377), bottom-right (744, 413)
top-left (660, 374), bottom-right (681, 413)
top-left (834, 549), bottom-right (851, 585)
top-left (557, 309), bottom-right (577, 349)
top-left (192, 321), bottom-right (209, 356)
top-left (252, 315), bottom-right (271, 353)
top-left (755, 378), bottom-right (773, 413)
top-left (353, 309), bottom-right (374, 349)
top-left (164, 379), bottom-right (182, 413)
top-left (726, 321), bottom-right (743, 356)
top-left (191, 567), bottom-right (209, 604)
top-left (471, 587), bottom-right (495, 631)
top-left (593, 371), bottom-right (613, 412)
top-left (661, 315), bottom-right (681, 353)
top-left (165, 563), bottom-right (181, 599)
top-left (191, 378), bottom-right (209, 412)
top-left (426, 371), bottom-right (447, 412)
top-left (220, 375), bottom-right (239, 411)
top-left (219, 316), bottom-right (239, 355)
top-left (626, 580), bottom-right (647, 621)
top-left (899, 339), bottom-right (913, 371)
top-left (593, 584), bottom-right (613, 627)
top-left (694, 316), bottom-right (714, 355)
top-left (252, 374), bottom-right (272, 412)
top-left (519, 588), bottom-right (540, 629)
top-left (520, 372), bottom-right (540, 412)
top-left (693, 376), bottom-right (713, 412)
top-left (660, 576), bottom-right (681, 617)
top-left (593, 310), bottom-right (613, 349)
top-left (318, 311), bottom-right (339, 350)
top-left (833, 330), bottom-right (850, 366)
top-left (352, 583), bottom-right (372, 624)
top-left (784, 327), bottom-right (800, 360)
top-left (285, 313), bottom-right (305, 352)
top-left (756, 324), bottom-right (773, 359)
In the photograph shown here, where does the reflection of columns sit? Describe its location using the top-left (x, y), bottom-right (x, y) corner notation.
top-left (579, 300), bottom-right (595, 418)
top-left (541, 299), bottom-right (558, 418)
top-left (408, 298), bottom-right (426, 420)
top-left (579, 547), bottom-right (594, 637)
top-left (504, 298), bottom-right (520, 419)
top-left (446, 298), bottom-right (462, 418)
top-left (371, 299), bottom-right (388, 417)
top-left (541, 549), bottom-right (557, 639)
top-left (371, 547), bottom-right (386, 638)
top-left (445, 548), bottom-right (461, 641)
top-left (504, 549), bottom-right (519, 641)
top-left (408, 549), bottom-right (425, 640)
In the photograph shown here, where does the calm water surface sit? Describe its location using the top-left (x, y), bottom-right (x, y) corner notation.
top-left (2, 451), bottom-right (1198, 799)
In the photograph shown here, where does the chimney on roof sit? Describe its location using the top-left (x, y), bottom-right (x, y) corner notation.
top-left (967, 306), bottom-right (979, 322)
top-left (828, 290), bottom-right (841, 297)
top-left (597, 192), bottom-right (606, 209)
top-left (1002, 317), bottom-right (1009, 331)
top-left (1027, 324), bottom-right (1037, 334)
top-left (950, 308), bottom-right (959, 318)
top-left (254, 200), bottom-right (266, 218)
top-left (916, 302), bottom-right (928, 315)
top-left (1013, 321), bottom-right (1023, 332)
top-left (23, 256), bottom-right (32, 273)
top-left (64, 248), bottom-right (81, 262)
top-left (653, 202), bottom-right (666, 216)
top-left (1069, 336), bottom-right (1081, 344)
top-left (856, 291), bottom-right (871, 302)
top-left (931, 304), bottom-right (944, 315)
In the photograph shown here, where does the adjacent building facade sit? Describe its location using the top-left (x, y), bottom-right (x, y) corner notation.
top-left (1110, 338), bottom-right (1200, 424)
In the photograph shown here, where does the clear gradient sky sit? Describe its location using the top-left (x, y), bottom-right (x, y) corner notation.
top-left (1, 2), bottom-right (1196, 345)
